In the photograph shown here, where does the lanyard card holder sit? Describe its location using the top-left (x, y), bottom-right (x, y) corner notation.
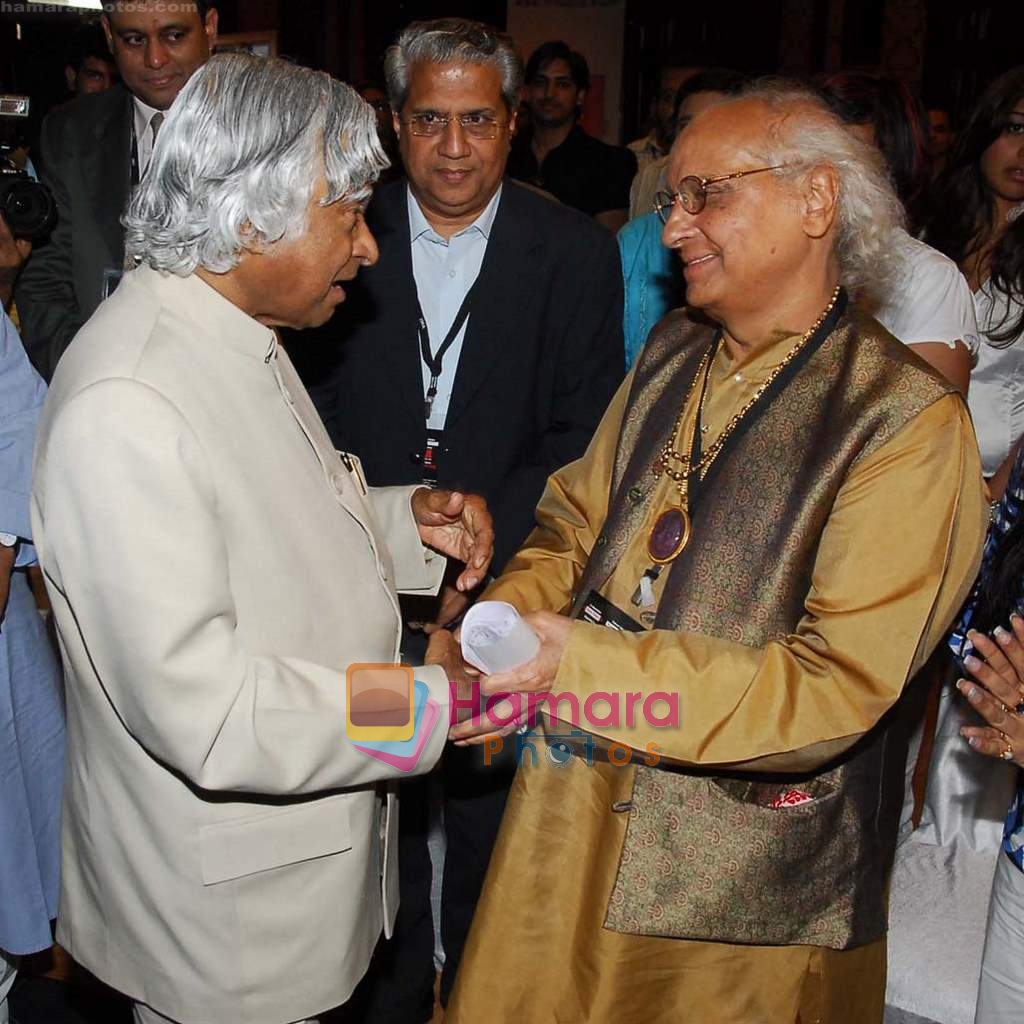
top-left (421, 431), bottom-right (443, 486)
top-left (578, 590), bottom-right (645, 632)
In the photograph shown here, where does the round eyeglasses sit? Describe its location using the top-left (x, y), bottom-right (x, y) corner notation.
top-left (401, 113), bottom-right (508, 141)
top-left (653, 165), bottom-right (785, 222)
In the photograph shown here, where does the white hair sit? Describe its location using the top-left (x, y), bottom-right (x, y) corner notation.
top-left (709, 81), bottom-right (906, 302)
top-left (123, 53), bottom-right (388, 275)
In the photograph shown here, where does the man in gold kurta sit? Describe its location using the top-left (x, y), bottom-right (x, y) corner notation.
top-left (442, 86), bottom-right (987, 1024)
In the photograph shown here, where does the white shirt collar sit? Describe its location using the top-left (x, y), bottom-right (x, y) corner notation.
top-left (133, 96), bottom-right (163, 142)
top-left (407, 184), bottom-right (503, 245)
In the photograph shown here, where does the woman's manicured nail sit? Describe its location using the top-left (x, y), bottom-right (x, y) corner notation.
top-left (957, 678), bottom-right (978, 701)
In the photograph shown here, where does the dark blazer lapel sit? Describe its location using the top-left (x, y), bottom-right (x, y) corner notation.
top-left (368, 183), bottom-right (428, 430)
top-left (444, 183), bottom-right (543, 428)
top-left (87, 89), bottom-right (133, 267)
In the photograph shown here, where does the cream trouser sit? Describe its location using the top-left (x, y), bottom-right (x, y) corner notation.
top-left (976, 851), bottom-right (1024, 1023)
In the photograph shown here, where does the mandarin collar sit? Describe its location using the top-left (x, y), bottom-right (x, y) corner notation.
top-left (130, 265), bottom-right (278, 361)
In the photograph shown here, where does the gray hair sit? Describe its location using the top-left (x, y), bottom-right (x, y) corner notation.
top-left (707, 81), bottom-right (906, 302)
top-left (123, 53), bottom-right (388, 275)
top-left (384, 18), bottom-right (523, 114)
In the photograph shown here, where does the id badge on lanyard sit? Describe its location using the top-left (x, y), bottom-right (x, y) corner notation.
top-left (416, 281), bottom-right (477, 486)
top-left (421, 431), bottom-right (443, 486)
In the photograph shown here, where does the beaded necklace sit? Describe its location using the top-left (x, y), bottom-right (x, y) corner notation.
top-left (632, 286), bottom-right (842, 607)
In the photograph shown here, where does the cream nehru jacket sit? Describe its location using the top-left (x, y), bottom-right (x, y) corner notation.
top-left (31, 265), bottom-right (451, 1023)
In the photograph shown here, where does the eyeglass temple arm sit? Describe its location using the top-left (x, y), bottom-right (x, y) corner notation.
top-left (706, 165), bottom-right (786, 186)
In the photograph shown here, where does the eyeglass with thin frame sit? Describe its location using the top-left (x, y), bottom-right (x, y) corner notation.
top-left (654, 165), bottom-right (785, 222)
top-left (400, 112), bottom-right (509, 140)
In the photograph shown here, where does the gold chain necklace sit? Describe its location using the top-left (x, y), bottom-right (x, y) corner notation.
top-left (644, 286), bottom-right (842, 569)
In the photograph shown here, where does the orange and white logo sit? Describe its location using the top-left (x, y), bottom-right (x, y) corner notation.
top-left (345, 664), bottom-right (416, 743)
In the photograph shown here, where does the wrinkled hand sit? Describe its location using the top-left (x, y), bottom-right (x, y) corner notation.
top-left (448, 698), bottom-right (524, 747)
top-left (0, 214), bottom-right (32, 310)
top-left (423, 583), bottom-right (473, 635)
top-left (425, 627), bottom-right (480, 725)
top-left (958, 616), bottom-right (1024, 768)
top-left (411, 488), bottom-right (493, 593)
top-left (479, 610), bottom-right (571, 696)
top-left (448, 611), bottom-right (570, 747)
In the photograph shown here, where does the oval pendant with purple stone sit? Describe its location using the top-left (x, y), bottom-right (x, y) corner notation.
top-left (647, 506), bottom-right (692, 564)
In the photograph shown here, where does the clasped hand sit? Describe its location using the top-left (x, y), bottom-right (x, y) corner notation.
top-left (411, 487), bottom-right (494, 593)
top-left (424, 610), bottom-right (572, 746)
top-left (958, 614), bottom-right (1024, 768)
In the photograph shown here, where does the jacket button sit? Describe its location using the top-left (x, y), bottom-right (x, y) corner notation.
top-left (595, 534), bottom-right (608, 548)
top-left (409, 451), bottom-right (423, 464)
top-left (628, 486), bottom-right (643, 504)
top-left (611, 800), bottom-right (634, 813)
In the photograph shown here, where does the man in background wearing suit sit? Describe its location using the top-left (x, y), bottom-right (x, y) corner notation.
top-left (15, 0), bottom-right (217, 380)
top-left (296, 18), bottom-right (624, 1023)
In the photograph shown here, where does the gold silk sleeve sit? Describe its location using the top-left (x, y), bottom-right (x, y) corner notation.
top-left (487, 394), bottom-right (987, 772)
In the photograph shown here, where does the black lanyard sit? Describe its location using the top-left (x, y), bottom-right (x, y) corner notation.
top-left (416, 284), bottom-right (477, 422)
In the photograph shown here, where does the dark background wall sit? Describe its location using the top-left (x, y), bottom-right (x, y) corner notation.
top-left (0, 0), bottom-right (1021, 151)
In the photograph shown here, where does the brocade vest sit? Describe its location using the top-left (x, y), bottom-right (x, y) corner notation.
top-left (571, 302), bottom-right (955, 949)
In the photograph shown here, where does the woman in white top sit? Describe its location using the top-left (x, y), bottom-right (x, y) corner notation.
top-left (820, 72), bottom-right (979, 393)
top-left (925, 66), bottom-right (1024, 1024)
top-left (928, 66), bottom-right (1024, 499)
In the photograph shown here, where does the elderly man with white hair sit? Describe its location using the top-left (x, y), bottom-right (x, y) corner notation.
top-left (445, 84), bottom-right (987, 1023)
top-left (30, 54), bottom-right (493, 1024)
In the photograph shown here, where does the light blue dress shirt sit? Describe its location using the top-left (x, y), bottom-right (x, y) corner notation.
top-left (0, 308), bottom-right (64, 955)
top-left (408, 184), bottom-right (502, 431)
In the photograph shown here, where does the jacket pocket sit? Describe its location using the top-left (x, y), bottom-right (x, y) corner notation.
top-left (199, 798), bottom-right (352, 885)
top-left (709, 774), bottom-right (839, 809)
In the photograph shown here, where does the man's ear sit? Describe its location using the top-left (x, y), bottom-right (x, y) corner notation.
top-left (101, 14), bottom-right (114, 54)
top-left (392, 109), bottom-right (403, 140)
top-left (803, 163), bottom-right (839, 240)
top-left (508, 107), bottom-right (519, 139)
top-left (576, 88), bottom-right (588, 115)
top-left (203, 8), bottom-right (219, 51)
top-left (65, 66), bottom-right (77, 94)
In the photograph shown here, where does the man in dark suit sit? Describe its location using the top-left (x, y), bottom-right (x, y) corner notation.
top-left (296, 18), bottom-right (623, 1023)
top-left (15, 0), bottom-right (217, 380)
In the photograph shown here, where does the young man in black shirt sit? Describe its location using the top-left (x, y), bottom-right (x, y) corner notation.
top-left (508, 40), bottom-right (636, 231)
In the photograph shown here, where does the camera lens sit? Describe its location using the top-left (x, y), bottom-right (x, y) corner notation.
top-left (0, 177), bottom-right (56, 241)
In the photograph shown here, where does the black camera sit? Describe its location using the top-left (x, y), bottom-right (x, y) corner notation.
top-left (0, 94), bottom-right (56, 241)
top-left (0, 151), bottom-right (56, 242)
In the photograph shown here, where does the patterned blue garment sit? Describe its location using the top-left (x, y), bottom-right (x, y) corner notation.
top-left (948, 444), bottom-right (1024, 870)
top-left (0, 308), bottom-right (64, 954)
